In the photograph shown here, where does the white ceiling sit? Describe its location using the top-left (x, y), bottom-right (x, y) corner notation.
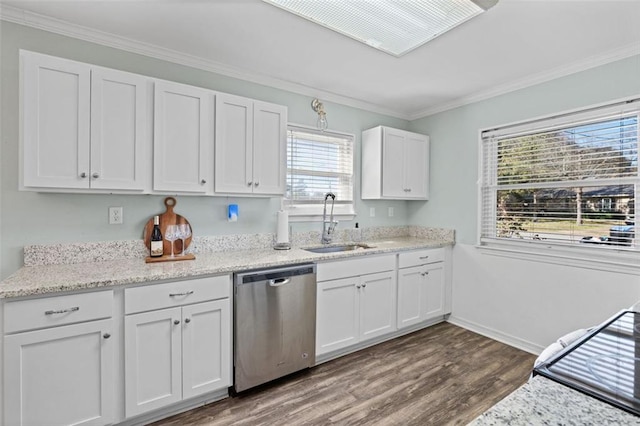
top-left (2, 0), bottom-right (640, 120)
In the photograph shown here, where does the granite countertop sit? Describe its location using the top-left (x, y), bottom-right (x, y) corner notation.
top-left (468, 376), bottom-right (640, 425)
top-left (0, 236), bottom-right (451, 299)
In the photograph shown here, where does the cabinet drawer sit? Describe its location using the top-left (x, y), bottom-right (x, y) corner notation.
top-left (125, 275), bottom-right (230, 314)
top-left (398, 248), bottom-right (444, 269)
top-left (317, 254), bottom-right (395, 282)
top-left (4, 290), bottom-right (113, 334)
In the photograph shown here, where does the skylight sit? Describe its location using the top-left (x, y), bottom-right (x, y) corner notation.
top-left (262, 0), bottom-right (498, 57)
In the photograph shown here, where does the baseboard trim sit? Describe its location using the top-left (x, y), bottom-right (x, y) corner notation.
top-left (115, 388), bottom-right (229, 426)
top-left (315, 316), bottom-right (447, 365)
top-left (447, 315), bottom-right (544, 356)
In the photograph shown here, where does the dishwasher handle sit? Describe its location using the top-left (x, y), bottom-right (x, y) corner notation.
top-left (269, 277), bottom-right (291, 287)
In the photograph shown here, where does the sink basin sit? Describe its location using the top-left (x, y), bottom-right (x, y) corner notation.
top-left (304, 244), bottom-right (373, 254)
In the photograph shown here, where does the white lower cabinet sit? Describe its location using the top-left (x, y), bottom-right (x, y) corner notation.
top-left (3, 291), bottom-right (114, 426)
top-left (316, 255), bottom-right (396, 356)
top-left (124, 276), bottom-right (231, 418)
top-left (397, 249), bottom-right (448, 329)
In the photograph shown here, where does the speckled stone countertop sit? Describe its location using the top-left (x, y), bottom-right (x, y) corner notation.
top-left (468, 376), bottom-right (640, 425)
top-left (0, 235), bottom-right (452, 299)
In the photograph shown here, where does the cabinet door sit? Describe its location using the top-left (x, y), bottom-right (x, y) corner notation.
top-left (4, 319), bottom-right (114, 426)
top-left (397, 265), bottom-right (425, 329)
top-left (182, 299), bottom-right (231, 399)
top-left (423, 262), bottom-right (446, 320)
top-left (90, 68), bottom-right (148, 191)
top-left (316, 277), bottom-right (359, 355)
top-left (125, 307), bottom-right (182, 417)
top-left (22, 51), bottom-right (91, 189)
top-left (381, 127), bottom-right (407, 198)
top-left (154, 81), bottom-right (213, 193)
top-left (215, 93), bottom-right (254, 194)
top-left (403, 134), bottom-right (429, 199)
top-left (359, 271), bottom-right (396, 341)
top-left (252, 101), bottom-right (287, 195)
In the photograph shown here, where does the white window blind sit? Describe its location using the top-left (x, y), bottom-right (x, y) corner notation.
top-left (286, 125), bottom-right (354, 211)
top-left (480, 103), bottom-right (639, 252)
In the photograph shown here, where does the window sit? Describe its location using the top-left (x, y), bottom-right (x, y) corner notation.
top-left (286, 125), bottom-right (354, 218)
top-left (480, 100), bottom-right (639, 256)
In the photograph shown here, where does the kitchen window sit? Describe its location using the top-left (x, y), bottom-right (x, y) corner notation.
top-left (286, 125), bottom-right (355, 219)
top-left (479, 98), bottom-right (639, 267)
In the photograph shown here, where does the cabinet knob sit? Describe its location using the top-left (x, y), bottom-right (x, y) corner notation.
top-left (80, 172), bottom-right (87, 178)
top-left (174, 319), bottom-right (180, 325)
top-left (92, 172), bottom-right (99, 179)
top-left (103, 333), bottom-right (111, 339)
top-left (201, 179), bottom-right (207, 184)
top-left (247, 181), bottom-right (253, 186)
top-left (185, 318), bottom-right (191, 324)
top-left (254, 181), bottom-right (260, 187)
top-left (362, 284), bottom-right (367, 288)
top-left (356, 285), bottom-right (361, 289)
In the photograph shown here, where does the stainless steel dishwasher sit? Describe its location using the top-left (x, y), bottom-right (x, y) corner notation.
top-left (233, 263), bottom-right (316, 393)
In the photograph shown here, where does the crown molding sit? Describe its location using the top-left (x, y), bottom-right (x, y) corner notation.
top-left (2, 4), bottom-right (638, 123)
top-left (409, 41), bottom-right (640, 120)
top-left (0, 4), bottom-right (410, 120)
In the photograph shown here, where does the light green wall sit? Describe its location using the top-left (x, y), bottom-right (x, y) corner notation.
top-left (0, 21), bottom-right (411, 279)
top-left (408, 54), bottom-right (640, 245)
top-left (4, 21), bottom-right (638, 279)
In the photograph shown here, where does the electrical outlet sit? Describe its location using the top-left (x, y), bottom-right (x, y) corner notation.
top-left (388, 207), bottom-right (394, 217)
top-left (109, 207), bottom-right (123, 225)
top-left (369, 207), bottom-right (375, 217)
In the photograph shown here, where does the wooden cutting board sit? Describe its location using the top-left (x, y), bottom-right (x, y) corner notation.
top-left (143, 197), bottom-right (194, 261)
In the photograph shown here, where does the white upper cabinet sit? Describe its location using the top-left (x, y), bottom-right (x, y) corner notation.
top-left (21, 51), bottom-right (149, 192)
top-left (215, 93), bottom-right (286, 196)
top-left (252, 100), bottom-right (287, 195)
top-left (153, 81), bottom-right (214, 194)
top-left (90, 68), bottom-right (148, 191)
top-left (20, 51), bottom-right (290, 196)
top-left (22, 52), bottom-right (91, 189)
top-left (361, 126), bottom-right (430, 200)
top-left (214, 94), bottom-right (253, 194)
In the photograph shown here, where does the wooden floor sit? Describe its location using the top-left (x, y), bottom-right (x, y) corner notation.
top-left (152, 323), bottom-right (535, 426)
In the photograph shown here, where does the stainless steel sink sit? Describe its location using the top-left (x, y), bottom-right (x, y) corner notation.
top-left (303, 243), bottom-right (373, 254)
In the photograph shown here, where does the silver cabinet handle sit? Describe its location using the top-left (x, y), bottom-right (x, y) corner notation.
top-left (185, 318), bottom-right (191, 324)
top-left (362, 284), bottom-right (367, 288)
top-left (419, 256), bottom-right (430, 259)
top-left (254, 181), bottom-right (260, 187)
top-left (169, 291), bottom-right (194, 297)
top-left (201, 179), bottom-right (206, 184)
top-left (247, 181), bottom-right (253, 186)
top-left (92, 172), bottom-right (99, 179)
top-left (80, 172), bottom-right (87, 178)
top-left (103, 333), bottom-right (111, 339)
top-left (174, 319), bottom-right (180, 325)
top-left (45, 306), bottom-right (79, 315)
top-left (356, 285), bottom-right (361, 289)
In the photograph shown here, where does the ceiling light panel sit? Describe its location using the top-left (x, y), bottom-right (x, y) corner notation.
top-left (263, 0), bottom-right (494, 57)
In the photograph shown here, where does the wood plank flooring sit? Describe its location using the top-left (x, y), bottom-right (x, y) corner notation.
top-left (151, 323), bottom-right (536, 426)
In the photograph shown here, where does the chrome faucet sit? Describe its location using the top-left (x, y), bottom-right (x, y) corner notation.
top-left (322, 192), bottom-right (338, 244)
